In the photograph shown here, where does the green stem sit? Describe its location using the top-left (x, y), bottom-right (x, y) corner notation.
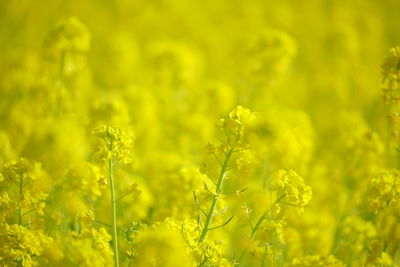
top-left (18, 174), bottom-right (23, 225)
top-left (237, 194), bottom-right (284, 266)
top-left (198, 148), bottom-right (234, 243)
top-left (109, 157), bottom-right (120, 267)
top-left (261, 245), bottom-right (268, 267)
top-left (237, 211), bottom-right (267, 265)
top-left (198, 258), bottom-right (207, 267)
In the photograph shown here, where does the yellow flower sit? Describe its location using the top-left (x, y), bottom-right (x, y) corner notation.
top-left (0, 223), bottom-right (53, 266)
top-left (382, 47), bottom-right (400, 93)
top-left (288, 254), bottom-right (345, 267)
top-left (135, 224), bottom-right (194, 267)
top-left (275, 169), bottom-right (312, 210)
top-left (66, 227), bottom-right (113, 267)
top-left (216, 105), bottom-right (257, 151)
top-left (258, 217), bottom-right (287, 244)
top-left (335, 216), bottom-right (377, 260)
top-left (2, 158), bottom-right (44, 185)
top-left (64, 162), bottom-right (106, 200)
top-left (246, 30), bottom-right (297, 82)
top-left (78, 209), bottom-right (95, 228)
top-left (368, 169), bottom-right (400, 212)
top-left (44, 17), bottom-right (90, 61)
top-left (0, 158), bottom-right (48, 222)
top-left (93, 125), bottom-right (134, 164)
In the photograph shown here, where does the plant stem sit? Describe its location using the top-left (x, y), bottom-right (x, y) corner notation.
top-left (198, 258), bottom-right (207, 267)
top-left (18, 174), bottom-right (23, 225)
top-left (109, 157), bottom-right (120, 267)
top-left (237, 212), bottom-right (267, 265)
top-left (261, 245), bottom-right (268, 267)
top-left (237, 194), bottom-right (284, 265)
top-left (198, 148), bottom-right (234, 243)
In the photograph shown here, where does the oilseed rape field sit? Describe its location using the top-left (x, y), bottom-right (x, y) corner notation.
top-left (0, 0), bottom-right (400, 266)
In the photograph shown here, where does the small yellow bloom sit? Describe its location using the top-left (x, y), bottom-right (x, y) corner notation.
top-left (93, 125), bottom-right (134, 164)
top-left (275, 169), bottom-right (312, 210)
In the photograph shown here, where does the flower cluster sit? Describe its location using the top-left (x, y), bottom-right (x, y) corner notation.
top-left (65, 227), bottom-right (113, 267)
top-left (216, 105), bottom-right (258, 151)
top-left (63, 162), bottom-right (106, 200)
top-left (0, 158), bottom-right (48, 223)
top-left (134, 227), bottom-right (194, 267)
top-left (382, 46), bottom-right (400, 103)
top-left (93, 125), bottom-right (134, 164)
top-left (44, 17), bottom-right (90, 63)
top-left (288, 254), bottom-right (345, 267)
top-left (368, 169), bottom-right (400, 212)
top-left (334, 216), bottom-right (377, 261)
top-left (0, 223), bottom-right (53, 266)
top-left (274, 170), bottom-right (312, 212)
top-left (246, 30), bottom-right (297, 83)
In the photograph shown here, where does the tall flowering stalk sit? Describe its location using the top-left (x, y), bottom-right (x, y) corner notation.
top-left (237, 169), bottom-right (312, 265)
top-left (0, 158), bottom-right (48, 225)
top-left (94, 126), bottom-right (133, 267)
top-left (0, 158), bottom-right (53, 266)
top-left (197, 106), bottom-right (257, 243)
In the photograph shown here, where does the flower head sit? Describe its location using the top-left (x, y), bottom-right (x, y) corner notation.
top-left (93, 125), bottom-right (134, 164)
top-left (246, 30), bottom-right (297, 82)
top-left (368, 169), bottom-right (400, 212)
top-left (216, 105), bottom-right (257, 151)
top-left (64, 162), bottom-right (106, 200)
top-left (382, 46), bottom-right (400, 104)
top-left (2, 158), bottom-right (44, 185)
top-left (0, 223), bottom-right (53, 266)
top-left (44, 17), bottom-right (90, 60)
top-left (66, 227), bottom-right (113, 267)
top-left (0, 158), bottom-right (48, 221)
top-left (275, 170), bottom-right (312, 211)
top-left (288, 254), bottom-right (345, 267)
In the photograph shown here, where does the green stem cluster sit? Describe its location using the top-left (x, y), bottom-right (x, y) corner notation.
top-left (237, 212), bottom-right (267, 265)
top-left (198, 148), bottom-right (234, 243)
top-left (237, 195), bottom-right (284, 266)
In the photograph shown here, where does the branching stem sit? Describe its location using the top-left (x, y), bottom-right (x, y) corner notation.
top-left (198, 148), bottom-right (234, 243)
top-left (237, 195), bottom-right (284, 265)
top-left (237, 211), bottom-right (267, 265)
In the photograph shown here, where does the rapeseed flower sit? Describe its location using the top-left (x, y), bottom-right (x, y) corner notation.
top-left (0, 2), bottom-right (399, 266)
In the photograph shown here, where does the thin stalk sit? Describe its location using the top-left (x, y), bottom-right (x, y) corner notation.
top-left (109, 156), bottom-right (120, 267)
top-left (18, 174), bottom-right (23, 225)
top-left (237, 211), bottom-right (267, 265)
top-left (198, 259), bottom-right (207, 267)
top-left (261, 245), bottom-right (268, 267)
top-left (237, 195), bottom-right (284, 265)
top-left (198, 148), bottom-right (234, 243)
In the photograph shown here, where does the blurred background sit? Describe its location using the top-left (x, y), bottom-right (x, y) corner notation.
top-left (0, 0), bottom-right (399, 266)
